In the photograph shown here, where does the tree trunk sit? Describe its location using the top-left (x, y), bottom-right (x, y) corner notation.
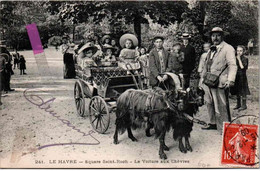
top-left (198, 1), bottom-right (206, 33)
top-left (134, 15), bottom-right (141, 46)
top-left (200, 1), bottom-right (206, 35)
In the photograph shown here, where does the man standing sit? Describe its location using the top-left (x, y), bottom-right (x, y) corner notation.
top-left (0, 53), bottom-right (6, 105)
top-left (149, 36), bottom-right (170, 87)
top-left (200, 27), bottom-right (237, 133)
top-left (180, 33), bottom-right (196, 88)
top-left (0, 44), bottom-right (14, 92)
top-left (61, 35), bottom-right (76, 79)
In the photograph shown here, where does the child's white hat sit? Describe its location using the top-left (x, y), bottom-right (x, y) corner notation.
top-left (119, 33), bottom-right (138, 48)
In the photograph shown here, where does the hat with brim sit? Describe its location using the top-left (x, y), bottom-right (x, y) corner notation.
top-left (205, 27), bottom-right (229, 37)
top-left (119, 33), bottom-right (138, 48)
top-left (78, 43), bottom-right (98, 54)
top-left (153, 36), bottom-right (165, 42)
top-left (103, 44), bottom-right (116, 52)
top-left (101, 35), bottom-right (111, 44)
top-left (180, 33), bottom-right (191, 39)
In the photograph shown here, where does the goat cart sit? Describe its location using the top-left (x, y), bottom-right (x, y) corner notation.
top-left (74, 62), bottom-right (144, 134)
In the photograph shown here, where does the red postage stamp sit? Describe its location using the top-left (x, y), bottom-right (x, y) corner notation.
top-left (221, 122), bottom-right (258, 166)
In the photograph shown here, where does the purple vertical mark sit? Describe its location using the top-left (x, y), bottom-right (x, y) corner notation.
top-left (26, 23), bottom-right (44, 55)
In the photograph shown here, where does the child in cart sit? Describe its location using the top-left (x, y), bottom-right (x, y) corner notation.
top-left (136, 47), bottom-right (149, 86)
top-left (102, 45), bottom-right (117, 62)
top-left (77, 42), bottom-right (99, 77)
top-left (118, 33), bottom-right (140, 72)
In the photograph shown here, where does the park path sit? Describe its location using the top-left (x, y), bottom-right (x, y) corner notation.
top-left (0, 48), bottom-right (258, 168)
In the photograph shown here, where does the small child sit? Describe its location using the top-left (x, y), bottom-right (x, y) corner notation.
top-left (19, 55), bottom-right (27, 75)
top-left (118, 34), bottom-right (140, 71)
top-left (111, 39), bottom-right (120, 57)
top-left (198, 43), bottom-right (211, 87)
top-left (198, 43), bottom-right (211, 76)
top-left (167, 42), bottom-right (185, 74)
top-left (232, 45), bottom-right (250, 111)
top-left (102, 35), bottom-right (111, 46)
top-left (102, 45), bottom-right (116, 62)
top-left (166, 42), bottom-right (185, 91)
top-left (13, 52), bottom-right (19, 69)
top-left (136, 47), bottom-right (149, 86)
top-left (77, 42), bottom-right (99, 76)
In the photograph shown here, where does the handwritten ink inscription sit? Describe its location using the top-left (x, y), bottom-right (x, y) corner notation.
top-left (23, 88), bottom-right (100, 151)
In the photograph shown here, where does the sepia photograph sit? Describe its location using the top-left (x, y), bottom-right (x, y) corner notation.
top-left (0, 0), bottom-right (259, 168)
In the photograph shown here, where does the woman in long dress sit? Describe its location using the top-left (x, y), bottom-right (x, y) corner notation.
top-left (61, 36), bottom-right (76, 79)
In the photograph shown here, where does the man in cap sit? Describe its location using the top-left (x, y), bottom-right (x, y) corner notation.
top-left (180, 33), bottom-right (196, 89)
top-left (200, 27), bottom-right (237, 133)
top-left (149, 36), bottom-right (170, 87)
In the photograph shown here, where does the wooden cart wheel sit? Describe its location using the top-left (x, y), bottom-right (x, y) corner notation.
top-left (89, 96), bottom-right (110, 134)
top-left (74, 81), bottom-right (86, 117)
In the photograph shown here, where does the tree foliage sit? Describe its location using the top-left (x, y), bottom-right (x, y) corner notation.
top-left (1, 0), bottom-right (258, 51)
top-left (0, 1), bottom-right (70, 50)
top-left (228, 1), bottom-right (259, 46)
top-left (192, 0), bottom-right (259, 47)
top-left (48, 1), bottom-right (189, 44)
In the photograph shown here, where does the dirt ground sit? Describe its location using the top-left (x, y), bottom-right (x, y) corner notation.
top-left (0, 47), bottom-right (259, 168)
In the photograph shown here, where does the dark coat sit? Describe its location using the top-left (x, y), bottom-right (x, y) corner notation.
top-left (19, 57), bottom-right (26, 70)
top-left (0, 47), bottom-right (13, 74)
top-left (149, 48), bottom-right (170, 87)
top-left (63, 53), bottom-right (76, 78)
top-left (231, 56), bottom-right (250, 96)
top-left (181, 44), bottom-right (196, 75)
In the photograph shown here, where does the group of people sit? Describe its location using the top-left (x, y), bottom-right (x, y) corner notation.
top-left (148, 27), bottom-right (251, 134)
top-left (12, 53), bottom-right (27, 75)
top-left (197, 27), bottom-right (250, 133)
top-left (60, 26), bottom-right (251, 134)
top-left (61, 32), bottom-right (196, 89)
top-left (149, 33), bottom-right (196, 89)
top-left (61, 33), bottom-right (151, 86)
top-left (0, 41), bottom-right (27, 105)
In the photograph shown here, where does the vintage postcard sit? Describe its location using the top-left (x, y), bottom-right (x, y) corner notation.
top-left (0, 0), bottom-right (259, 168)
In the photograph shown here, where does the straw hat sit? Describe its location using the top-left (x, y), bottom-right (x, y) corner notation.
top-left (78, 42), bottom-right (98, 54)
top-left (103, 44), bottom-right (116, 52)
top-left (119, 33), bottom-right (138, 48)
top-left (205, 27), bottom-right (229, 37)
top-left (180, 33), bottom-right (191, 39)
top-left (101, 35), bottom-right (111, 44)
